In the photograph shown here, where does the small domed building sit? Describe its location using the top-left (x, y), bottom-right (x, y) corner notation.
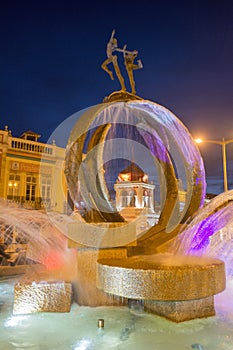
top-left (114, 162), bottom-right (159, 230)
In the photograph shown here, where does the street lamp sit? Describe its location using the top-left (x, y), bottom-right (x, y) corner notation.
top-left (195, 138), bottom-right (233, 192)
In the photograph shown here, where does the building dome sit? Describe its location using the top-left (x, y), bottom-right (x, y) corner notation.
top-left (118, 163), bottom-right (148, 182)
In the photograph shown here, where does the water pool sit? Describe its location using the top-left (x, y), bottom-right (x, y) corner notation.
top-left (1, 276), bottom-right (233, 350)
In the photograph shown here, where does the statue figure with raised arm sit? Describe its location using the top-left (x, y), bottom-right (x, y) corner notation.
top-left (122, 45), bottom-right (143, 95)
top-left (101, 29), bottom-right (126, 91)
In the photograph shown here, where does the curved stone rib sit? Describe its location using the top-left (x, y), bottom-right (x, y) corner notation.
top-left (136, 125), bottom-right (179, 237)
top-left (83, 124), bottom-right (125, 222)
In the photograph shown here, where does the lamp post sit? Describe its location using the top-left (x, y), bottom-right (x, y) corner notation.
top-left (195, 138), bottom-right (233, 192)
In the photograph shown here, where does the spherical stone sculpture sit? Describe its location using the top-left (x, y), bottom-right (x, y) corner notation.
top-left (65, 92), bottom-right (206, 249)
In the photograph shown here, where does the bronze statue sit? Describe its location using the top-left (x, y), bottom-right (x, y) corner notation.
top-left (123, 45), bottom-right (143, 95)
top-left (101, 29), bottom-right (126, 91)
top-left (101, 30), bottom-right (143, 95)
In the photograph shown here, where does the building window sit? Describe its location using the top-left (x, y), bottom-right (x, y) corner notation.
top-left (26, 176), bottom-right (37, 201)
top-left (121, 190), bottom-right (128, 208)
top-left (41, 176), bottom-right (51, 202)
top-left (8, 174), bottom-right (20, 200)
top-left (129, 190), bottom-right (136, 207)
top-left (143, 189), bottom-right (149, 207)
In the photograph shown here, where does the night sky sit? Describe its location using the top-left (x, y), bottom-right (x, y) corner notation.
top-left (1, 1), bottom-right (233, 190)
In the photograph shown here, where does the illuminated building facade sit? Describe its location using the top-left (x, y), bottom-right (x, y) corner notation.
top-left (0, 126), bottom-right (67, 213)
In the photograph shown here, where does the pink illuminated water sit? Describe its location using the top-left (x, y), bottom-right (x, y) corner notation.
top-left (0, 200), bottom-right (76, 281)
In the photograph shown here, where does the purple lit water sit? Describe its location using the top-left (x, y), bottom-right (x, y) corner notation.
top-left (172, 190), bottom-right (233, 278)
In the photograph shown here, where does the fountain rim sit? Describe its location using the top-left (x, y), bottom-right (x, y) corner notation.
top-left (97, 255), bottom-right (225, 270)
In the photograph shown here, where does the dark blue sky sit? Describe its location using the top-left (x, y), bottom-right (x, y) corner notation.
top-left (0, 0), bottom-right (233, 183)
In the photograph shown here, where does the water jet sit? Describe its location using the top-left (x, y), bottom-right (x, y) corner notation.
top-left (97, 318), bottom-right (105, 328)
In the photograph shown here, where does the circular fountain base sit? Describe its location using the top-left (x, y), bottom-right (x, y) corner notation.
top-left (97, 254), bottom-right (226, 322)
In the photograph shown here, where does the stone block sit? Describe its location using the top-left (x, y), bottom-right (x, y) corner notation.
top-left (13, 281), bottom-right (72, 314)
top-left (68, 221), bottom-right (136, 248)
top-left (144, 296), bottom-right (215, 322)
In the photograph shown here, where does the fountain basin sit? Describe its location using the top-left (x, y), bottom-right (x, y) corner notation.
top-left (97, 254), bottom-right (226, 322)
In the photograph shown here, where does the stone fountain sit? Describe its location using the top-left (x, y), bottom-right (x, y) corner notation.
top-left (8, 31), bottom-right (227, 322)
top-left (63, 32), bottom-right (225, 322)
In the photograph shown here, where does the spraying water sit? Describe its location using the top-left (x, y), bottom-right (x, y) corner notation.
top-left (0, 200), bottom-right (76, 281)
top-left (172, 190), bottom-right (233, 278)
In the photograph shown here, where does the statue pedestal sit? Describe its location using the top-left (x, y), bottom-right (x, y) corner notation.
top-left (68, 220), bottom-right (136, 306)
top-left (71, 246), bottom-right (128, 306)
